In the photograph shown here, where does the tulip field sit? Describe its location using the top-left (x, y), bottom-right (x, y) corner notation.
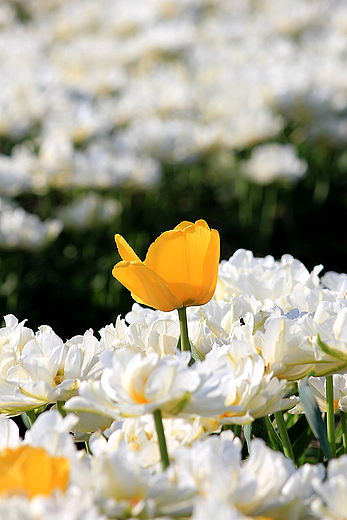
top-left (2, 1), bottom-right (347, 518)
top-left (1, 221), bottom-right (347, 519)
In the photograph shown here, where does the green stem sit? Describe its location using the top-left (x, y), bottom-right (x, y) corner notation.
top-left (326, 375), bottom-right (336, 457)
top-left (223, 424), bottom-right (242, 439)
top-left (274, 411), bottom-right (295, 463)
top-left (57, 400), bottom-right (66, 417)
top-left (153, 409), bottom-right (170, 470)
top-left (233, 424), bottom-right (242, 439)
top-left (85, 440), bottom-right (92, 454)
top-left (178, 307), bottom-right (190, 352)
top-left (340, 411), bottom-right (347, 455)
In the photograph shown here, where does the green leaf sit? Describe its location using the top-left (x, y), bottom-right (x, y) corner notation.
top-left (298, 376), bottom-right (332, 460)
top-left (243, 417), bottom-right (272, 451)
top-left (243, 423), bottom-right (252, 452)
top-left (190, 340), bottom-right (204, 361)
top-left (289, 415), bottom-right (314, 464)
top-left (177, 335), bottom-right (204, 365)
top-left (265, 415), bottom-right (284, 452)
top-left (21, 410), bottom-right (37, 429)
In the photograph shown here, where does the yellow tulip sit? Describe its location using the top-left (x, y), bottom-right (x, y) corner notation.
top-left (0, 445), bottom-right (70, 499)
top-left (112, 219), bottom-right (220, 312)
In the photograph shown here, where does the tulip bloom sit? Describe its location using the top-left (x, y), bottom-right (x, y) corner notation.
top-left (0, 445), bottom-right (70, 498)
top-left (112, 219), bottom-right (220, 312)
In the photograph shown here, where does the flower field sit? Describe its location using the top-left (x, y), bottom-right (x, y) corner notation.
top-left (1, 220), bottom-right (347, 519)
top-left (1, 1), bottom-right (347, 518)
top-left (1, 0), bottom-right (347, 340)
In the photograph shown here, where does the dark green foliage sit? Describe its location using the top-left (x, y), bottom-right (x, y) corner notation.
top-left (1, 131), bottom-right (347, 339)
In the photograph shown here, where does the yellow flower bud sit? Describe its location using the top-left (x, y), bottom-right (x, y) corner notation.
top-left (112, 220), bottom-right (220, 312)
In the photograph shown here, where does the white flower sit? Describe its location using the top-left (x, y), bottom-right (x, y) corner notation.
top-left (24, 410), bottom-right (78, 452)
top-left (311, 455), bottom-right (347, 519)
top-left (0, 314), bottom-right (34, 376)
top-left (258, 309), bottom-right (316, 380)
top-left (99, 312), bottom-right (179, 358)
top-left (216, 249), bottom-right (322, 313)
top-left (0, 323), bottom-right (104, 413)
top-left (89, 414), bottom-right (209, 468)
top-left (0, 415), bottom-right (20, 450)
top-left (184, 346), bottom-right (297, 424)
top-left (291, 373), bottom-right (347, 414)
top-left (0, 198), bottom-right (63, 251)
top-left (241, 143), bottom-right (307, 185)
top-left (0, 489), bottom-right (107, 520)
top-left (321, 271), bottom-right (347, 297)
top-left (89, 438), bottom-right (196, 519)
top-left (302, 302), bottom-right (347, 375)
top-left (55, 192), bottom-right (122, 231)
top-left (175, 432), bottom-right (320, 520)
top-left (67, 349), bottom-right (200, 418)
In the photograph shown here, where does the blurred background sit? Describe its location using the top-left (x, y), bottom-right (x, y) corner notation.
top-left (0, 0), bottom-right (347, 339)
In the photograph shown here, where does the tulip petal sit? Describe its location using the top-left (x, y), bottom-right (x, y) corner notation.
top-left (145, 222), bottom-right (214, 305)
top-left (114, 234), bottom-right (141, 262)
top-left (112, 261), bottom-right (183, 312)
top-left (174, 220), bottom-right (194, 231)
top-left (194, 228), bottom-right (220, 305)
top-left (174, 219), bottom-right (209, 231)
top-left (195, 219), bottom-right (210, 229)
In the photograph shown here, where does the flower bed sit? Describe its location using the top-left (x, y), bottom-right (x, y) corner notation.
top-left (1, 220), bottom-right (347, 519)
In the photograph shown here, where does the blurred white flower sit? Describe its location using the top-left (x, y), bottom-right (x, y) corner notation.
top-left (89, 413), bottom-right (209, 468)
top-left (176, 432), bottom-right (323, 520)
top-left (0, 415), bottom-right (20, 451)
top-left (89, 437), bottom-right (197, 519)
top-left (0, 0), bottom-right (345, 202)
top-left (311, 455), bottom-right (347, 519)
top-left (0, 198), bottom-right (63, 251)
top-left (241, 143), bottom-right (308, 185)
top-left (0, 487), bottom-right (106, 520)
top-left (322, 270), bottom-right (347, 297)
top-left (55, 192), bottom-right (122, 230)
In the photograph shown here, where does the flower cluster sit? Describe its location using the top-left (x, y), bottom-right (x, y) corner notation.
top-left (2, 214), bottom-right (347, 517)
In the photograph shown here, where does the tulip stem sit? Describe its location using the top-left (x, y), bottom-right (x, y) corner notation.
top-left (340, 411), bottom-right (347, 454)
top-left (326, 375), bottom-right (336, 457)
top-left (178, 307), bottom-right (190, 352)
top-left (153, 409), bottom-right (170, 470)
top-left (274, 411), bottom-right (295, 462)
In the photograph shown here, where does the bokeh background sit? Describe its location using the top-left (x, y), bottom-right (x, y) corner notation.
top-left (0, 0), bottom-right (347, 339)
